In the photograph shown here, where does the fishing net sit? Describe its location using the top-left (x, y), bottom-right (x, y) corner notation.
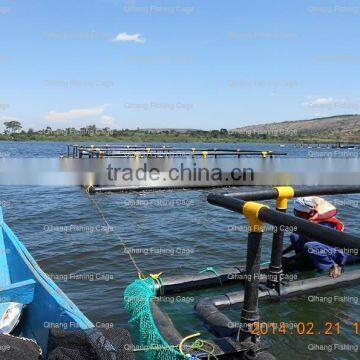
top-left (0, 333), bottom-right (42, 360)
top-left (124, 278), bottom-right (187, 360)
top-left (47, 327), bottom-right (135, 360)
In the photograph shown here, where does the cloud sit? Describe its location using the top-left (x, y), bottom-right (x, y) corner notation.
top-left (100, 115), bottom-right (115, 127)
top-left (302, 96), bottom-right (347, 108)
top-left (45, 106), bottom-right (105, 121)
top-left (112, 32), bottom-right (146, 44)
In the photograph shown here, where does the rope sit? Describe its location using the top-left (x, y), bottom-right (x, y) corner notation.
top-left (189, 339), bottom-right (219, 360)
top-left (87, 190), bottom-right (218, 359)
top-left (179, 333), bottom-right (219, 359)
top-left (150, 272), bottom-right (164, 294)
top-left (199, 267), bottom-right (222, 286)
top-left (129, 327), bottom-right (219, 359)
top-left (86, 190), bottom-right (166, 290)
top-left (85, 188), bottom-right (145, 278)
top-left (179, 333), bottom-right (201, 356)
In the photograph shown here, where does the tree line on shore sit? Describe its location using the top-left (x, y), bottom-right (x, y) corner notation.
top-left (1, 120), bottom-right (330, 142)
top-left (1, 120), bottom-right (280, 141)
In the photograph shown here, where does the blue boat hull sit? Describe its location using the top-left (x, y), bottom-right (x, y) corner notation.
top-left (0, 208), bottom-right (94, 355)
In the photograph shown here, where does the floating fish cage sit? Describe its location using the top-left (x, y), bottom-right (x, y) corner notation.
top-left (66, 144), bottom-right (287, 159)
top-left (2, 186), bottom-right (360, 359)
top-left (64, 144), bottom-right (288, 193)
top-left (123, 185), bottom-right (360, 359)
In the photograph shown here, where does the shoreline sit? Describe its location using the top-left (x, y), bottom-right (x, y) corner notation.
top-left (0, 135), bottom-right (358, 144)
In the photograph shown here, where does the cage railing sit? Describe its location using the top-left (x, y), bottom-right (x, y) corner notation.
top-left (207, 185), bottom-right (360, 342)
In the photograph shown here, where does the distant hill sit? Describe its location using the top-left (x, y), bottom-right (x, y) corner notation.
top-left (231, 115), bottom-right (360, 141)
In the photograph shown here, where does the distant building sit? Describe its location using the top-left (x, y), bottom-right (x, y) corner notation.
top-left (140, 128), bottom-right (200, 134)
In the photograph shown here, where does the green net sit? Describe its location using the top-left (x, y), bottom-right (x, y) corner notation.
top-left (124, 278), bottom-right (187, 360)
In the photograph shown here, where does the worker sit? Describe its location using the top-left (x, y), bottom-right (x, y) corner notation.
top-left (283, 196), bottom-right (358, 278)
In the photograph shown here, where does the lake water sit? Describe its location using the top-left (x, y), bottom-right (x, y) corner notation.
top-left (0, 141), bottom-right (359, 360)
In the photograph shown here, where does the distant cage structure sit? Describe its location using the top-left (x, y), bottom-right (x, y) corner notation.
top-left (66, 144), bottom-right (287, 159)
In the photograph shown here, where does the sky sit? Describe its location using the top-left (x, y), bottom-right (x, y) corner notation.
top-left (0, 0), bottom-right (360, 130)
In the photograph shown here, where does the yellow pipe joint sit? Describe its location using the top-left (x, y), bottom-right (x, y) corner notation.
top-left (243, 202), bottom-right (269, 233)
top-left (274, 186), bottom-right (294, 210)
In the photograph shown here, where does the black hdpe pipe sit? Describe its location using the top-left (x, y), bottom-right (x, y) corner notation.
top-left (151, 300), bottom-right (183, 346)
top-left (195, 269), bottom-right (360, 338)
top-left (75, 145), bottom-right (285, 153)
top-left (159, 266), bottom-right (267, 294)
top-left (238, 232), bottom-right (263, 343)
top-left (267, 208), bottom-right (286, 293)
top-left (87, 183), bottom-right (253, 193)
top-left (74, 145), bottom-right (173, 149)
top-left (226, 185), bottom-right (360, 200)
top-left (151, 299), bottom-right (258, 359)
top-left (83, 152), bottom-right (286, 160)
top-left (208, 194), bottom-right (360, 252)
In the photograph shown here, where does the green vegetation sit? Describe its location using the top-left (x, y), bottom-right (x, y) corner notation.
top-left (1, 120), bottom-right (357, 143)
top-left (0, 125), bottom-right (256, 142)
top-left (0, 122), bottom-right (331, 143)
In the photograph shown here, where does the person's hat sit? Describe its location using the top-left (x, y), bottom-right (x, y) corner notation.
top-left (294, 196), bottom-right (337, 220)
